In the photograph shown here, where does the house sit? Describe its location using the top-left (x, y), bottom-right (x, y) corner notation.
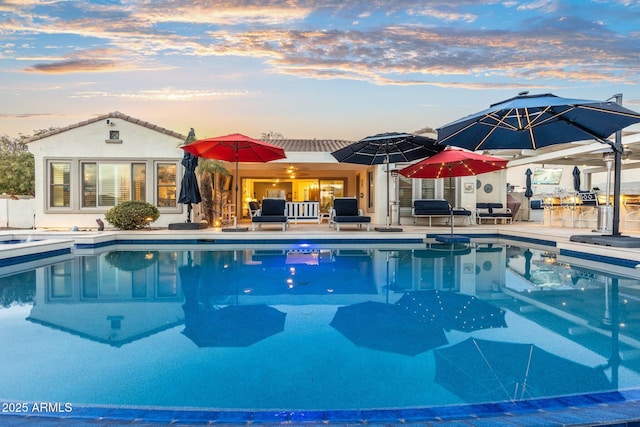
top-left (207, 137), bottom-right (507, 226)
top-left (27, 112), bottom-right (188, 229)
top-left (26, 111), bottom-right (510, 229)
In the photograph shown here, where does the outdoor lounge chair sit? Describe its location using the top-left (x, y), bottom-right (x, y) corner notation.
top-left (251, 198), bottom-right (289, 231)
top-left (330, 197), bottom-right (371, 231)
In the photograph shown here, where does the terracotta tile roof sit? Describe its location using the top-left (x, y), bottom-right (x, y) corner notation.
top-left (262, 138), bottom-right (354, 152)
top-left (26, 112), bottom-right (187, 143)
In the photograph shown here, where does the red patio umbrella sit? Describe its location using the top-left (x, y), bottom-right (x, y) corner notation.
top-left (399, 148), bottom-right (508, 233)
top-left (399, 148), bottom-right (508, 179)
top-left (181, 133), bottom-right (286, 231)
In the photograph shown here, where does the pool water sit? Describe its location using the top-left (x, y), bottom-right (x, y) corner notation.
top-left (1, 242), bottom-right (640, 412)
top-left (0, 238), bottom-right (39, 244)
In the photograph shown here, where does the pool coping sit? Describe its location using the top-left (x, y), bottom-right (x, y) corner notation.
top-left (2, 390), bottom-right (640, 426)
top-left (2, 228), bottom-right (640, 425)
top-left (3, 228), bottom-right (640, 271)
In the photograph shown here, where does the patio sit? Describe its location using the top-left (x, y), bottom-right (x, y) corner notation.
top-left (7, 219), bottom-right (640, 265)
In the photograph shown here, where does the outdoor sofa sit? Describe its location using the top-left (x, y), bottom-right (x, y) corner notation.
top-left (476, 202), bottom-right (512, 224)
top-left (412, 199), bottom-right (472, 227)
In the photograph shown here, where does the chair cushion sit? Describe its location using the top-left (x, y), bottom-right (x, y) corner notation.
top-left (530, 199), bottom-right (543, 209)
top-left (476, 203), bottom-right (491, 216)
top-left (476, 202), bottom-right (492, 213)
top-left (413, 200), bottom-right (451, 212)
top-left (252, 216), bottom-right (287, 223)
top-left (477, 202), bottom-right (510, 218)
top-left (452, 209), bottom-right (471, 216)
top-left (487, 203), bottom-right (505, 213)
top-left (489, 212), bottom-right (512, 218)
top-left (334, 216), bottom-right (371, 223)
top-left (334, 198), bottom-right (359, 216)
top-left (261, 199), bottom-right (285, 216)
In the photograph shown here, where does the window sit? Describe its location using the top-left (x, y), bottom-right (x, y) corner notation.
top-left (157, 163), bottom-right (177, 207)
top-left (132, 163), bottom-right (146, 201)
top-left (49, 261), bottom-right (73, 298)
top-left (82, 255), bottom-right (99, 298)
top-left (82, 163), bottom-right (96, 207)
top-left (99, 164), bottom-right (130, 206)
top-left (81, 162), bottom-right (146, 207)
top-left (156, 252), bottom-right (178, 297)
top-left (443, 177), bottom-right (455, 206)
top-left (319, 179), bottom-right (345, 212)
top-left (50, 162), bottom-right (70, 207)
top-left (421, 179), bottom-right (435, 199)
top-left (398, 175), bottom-right (413, 208)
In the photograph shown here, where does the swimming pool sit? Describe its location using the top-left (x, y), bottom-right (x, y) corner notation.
top-left (1, 241), bottom-right (640, 423)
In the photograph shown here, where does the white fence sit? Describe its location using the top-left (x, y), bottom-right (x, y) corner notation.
top-left (0, 198), bottom-right (36, 229)
top-left (285, 201), bottom-right (320, 223)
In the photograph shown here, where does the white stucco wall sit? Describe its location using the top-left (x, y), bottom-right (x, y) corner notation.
top-left (27, 117), bottom-right (187, 229)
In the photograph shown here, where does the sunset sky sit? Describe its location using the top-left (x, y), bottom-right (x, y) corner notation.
top-left (1, 0), bottom-right (639, 141)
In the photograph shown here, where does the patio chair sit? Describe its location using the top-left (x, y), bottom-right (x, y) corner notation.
top-left (248, 201), bottom-right (260, 218)
top-left (251, 198), bottom-right (289, 231)
top-left (330, 197), bottom-right (371, 231)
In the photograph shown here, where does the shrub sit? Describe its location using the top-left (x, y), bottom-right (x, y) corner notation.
top-left (104, 251), bottom-right (159, 271)
top-left (104, 201), bottom-right (160, 230)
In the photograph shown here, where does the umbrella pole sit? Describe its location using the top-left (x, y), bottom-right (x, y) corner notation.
top-left (449, 173), bottom-right (454, 235)
top-left (375, 153), bottom-right (402, 232)
top-left (222, 143), bottom-right (248, 232)
top-left (612, 135), bottom-right (622, 236)
top-left (387, 157), bottom-right (391, 227)
top-left (611, 93), bottom-right (623, 236)
top-left (235, 158), bottom-right (239, 227)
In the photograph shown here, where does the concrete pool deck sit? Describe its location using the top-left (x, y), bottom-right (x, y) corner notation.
top-left (2, 220), bottom-right (640, 426)
top-left (6, 219), bottom-right (640, 266)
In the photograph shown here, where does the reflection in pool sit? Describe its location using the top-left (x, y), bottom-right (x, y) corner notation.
top-left (0, 242), bottom-right (639, 412)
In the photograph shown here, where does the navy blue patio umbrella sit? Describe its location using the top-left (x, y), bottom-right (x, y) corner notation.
top-left (437, 92), bottom-right (640, 242)
top-left (332, 132), bottom-right (443, 232)
top-left (437, 93), bottom-right (640, 151)
top-left (524, 168), bottom-right (533, 198)
top-left (178, 128), bottom-right (202, 223)
top-left (572, 166), bottom-right (581, 192)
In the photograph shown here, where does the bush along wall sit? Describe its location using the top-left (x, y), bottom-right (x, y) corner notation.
top-left (104, 201), bottom-right (160, 230)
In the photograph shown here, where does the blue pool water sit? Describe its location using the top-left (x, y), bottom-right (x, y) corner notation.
top-left (1, 242), bottom-right (640, 414)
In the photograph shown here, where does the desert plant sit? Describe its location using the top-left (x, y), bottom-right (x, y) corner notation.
top-left (104, 201), bottom-right (160, 230)
top-left (196, 158), bottom-right (229, 225)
